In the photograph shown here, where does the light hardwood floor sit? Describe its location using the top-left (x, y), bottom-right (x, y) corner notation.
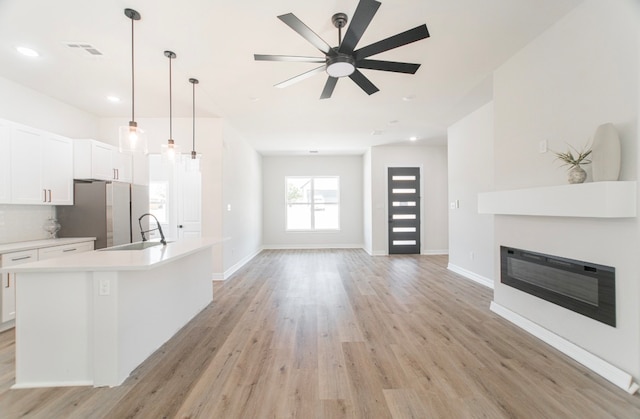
top-left (1, 249), bottom-right (639, 418)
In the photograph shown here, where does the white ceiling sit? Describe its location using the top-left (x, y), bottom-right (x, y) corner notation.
top-left (0, 0), bottom-right (583, 155)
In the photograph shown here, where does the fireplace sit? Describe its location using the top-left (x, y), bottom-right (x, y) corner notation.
top-left (500, 246), bottom-right (616, 327)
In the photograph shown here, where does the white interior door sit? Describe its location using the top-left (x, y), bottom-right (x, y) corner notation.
top-left (148, 154), bottom-right (201, 241)
top-left (177, 159), bottom-right (202, 238)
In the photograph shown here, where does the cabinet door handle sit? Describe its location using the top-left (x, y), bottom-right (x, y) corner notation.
top-left (5, 273), bottom-right (9, 288)
top-left (116, 169), bottom-right (119, 179)
top-left (63, 248), bottom-right (76, 252)
top-left (43, 189), bottom-right (47, 202)
top-left (10, 256), bottom-right (32, 262)
top-left (48, 189), bottom-right (52, 202)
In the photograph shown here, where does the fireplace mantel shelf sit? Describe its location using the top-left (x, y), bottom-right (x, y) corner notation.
top-left (478, 181), bottom-right (637, 218)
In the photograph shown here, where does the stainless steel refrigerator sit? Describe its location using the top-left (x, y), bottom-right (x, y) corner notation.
top-left (57, 180), bottom-right (149, 249)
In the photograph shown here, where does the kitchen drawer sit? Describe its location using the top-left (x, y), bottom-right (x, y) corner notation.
top-left (1, 249), bottom-right (38, 267)
top-left (37, 241), bottom-right (94, 261)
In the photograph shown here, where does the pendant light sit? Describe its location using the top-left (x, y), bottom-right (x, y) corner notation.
top-left (186, 77), bottom-right (201, 172)
top-left (119, 8), bottom-right (148, 154)
top-left (160, 50), bottom-right (181, 162)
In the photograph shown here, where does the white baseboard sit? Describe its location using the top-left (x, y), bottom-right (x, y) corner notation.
top-left (221, 248), bottom-right (264, 280)
top-left (490, 302), bottom-right (639, 395)
top-left (12, 380), bottom-right (94, 389)
top-left (448, 263), bottom-right (494, 289)
top-left (423, 249), bottom-right (449, 255)
top-left (262, 244), bottom-right (364, 250)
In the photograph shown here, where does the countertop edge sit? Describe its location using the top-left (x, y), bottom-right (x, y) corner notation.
top-left (0, 237), bottom-right (96, 254)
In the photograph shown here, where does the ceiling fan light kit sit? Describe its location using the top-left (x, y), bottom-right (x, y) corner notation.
top-left (254, 0), bottom-right (430, 99)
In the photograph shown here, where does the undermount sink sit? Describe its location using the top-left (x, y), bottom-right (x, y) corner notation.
top-left (101, 241), bottom-right (172, 251)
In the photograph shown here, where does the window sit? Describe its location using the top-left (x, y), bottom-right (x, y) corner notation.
top-left (286, 176), bottom-right (339, 230)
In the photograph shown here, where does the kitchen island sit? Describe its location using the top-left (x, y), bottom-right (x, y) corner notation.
top-left (6, 237), bottom-right (217, 388)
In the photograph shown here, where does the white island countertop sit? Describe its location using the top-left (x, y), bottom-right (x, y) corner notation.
top-left (4, 237), bottom-right (219, 272)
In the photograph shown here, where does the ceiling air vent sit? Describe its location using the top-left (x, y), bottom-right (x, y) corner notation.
top-left (65, 42), bottom-right (103, 56)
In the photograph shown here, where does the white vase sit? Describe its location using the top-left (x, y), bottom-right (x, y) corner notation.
top-left (568, 166), bottom-right (587, 184)
top-left (591, 123), bottom-right (621, 181)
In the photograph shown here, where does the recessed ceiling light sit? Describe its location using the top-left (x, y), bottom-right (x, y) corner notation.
top-left (402, 95), bottom-right (416, 102)
top-left (16, 46), bottom-right (39, 57)
top-left (409, 136), bottom-right (418, 142)
top-left (107, 96), bottom-right (121, 103)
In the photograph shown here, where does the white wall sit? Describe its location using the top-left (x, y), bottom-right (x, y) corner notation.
top-left (262, 155), bottom-right (364, 248)
top-left (492, 0), bottom-right (640, 380)
top-left (370, 145), bottom-right (449, 255)
top-left (0, 76), bottom-right (99, 244)
top-left (222, 121), bottom-right (262, 277)
top-left (447, 102), bottom-right (495, 285)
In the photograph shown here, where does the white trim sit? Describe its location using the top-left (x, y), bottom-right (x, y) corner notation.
top-left (12, 380), bottom-right (94, 389)
top-left (221, 247), bottom-right (264, 280)
top-left (371, 250), bottom-right (387, 256)
top-left (448, 263), bottom-right (494, 289)
top-left (423, 249), bottom-right (449, 256)
top-left (262, 243), bottom-right (363, 250)
top-left (490, 302), bottom-right (639, 395)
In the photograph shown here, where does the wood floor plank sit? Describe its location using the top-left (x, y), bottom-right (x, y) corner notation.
top-left (0, 249), bottom-right (639, 418)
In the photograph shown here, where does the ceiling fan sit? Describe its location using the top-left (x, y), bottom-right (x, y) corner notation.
top-left (254, 0), bottom-right (430, 99)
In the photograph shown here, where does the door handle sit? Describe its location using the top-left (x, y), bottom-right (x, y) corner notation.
top-left (5, 273), bottom-right (9, 288)
top-left (178, 225), bottom-right (184, 228)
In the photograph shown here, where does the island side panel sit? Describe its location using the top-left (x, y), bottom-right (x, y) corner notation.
top-left (116, 248), bottom-right (213, 384)
top-left (14, 271), bottom-right (93, 388)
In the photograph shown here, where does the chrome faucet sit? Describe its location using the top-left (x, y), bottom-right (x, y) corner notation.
top-left (138, 213), bottom-right (167, 245)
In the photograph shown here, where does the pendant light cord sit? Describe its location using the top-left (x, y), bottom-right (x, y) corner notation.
top-left (169, 55), bottom-right (173, 140)
top-left (192, 80), bottom-right (196, 152)
top-left (131, 17), bottom-right (135, 122)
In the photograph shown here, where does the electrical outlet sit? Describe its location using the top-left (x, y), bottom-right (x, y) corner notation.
top-left (539, 140), bottom-right (548, 154)
top-left (99, 279), bottom-right (110, 296)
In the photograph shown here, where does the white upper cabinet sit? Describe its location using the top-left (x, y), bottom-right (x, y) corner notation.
top-left (74, 139), bottom-right (134, 183)
top-left (0, 121), bottom-right (11, 203)
top-left (42, 133), bottom-right (73, 205)
top-left (7, 120), bottom-right (74, 206)
top-left (11, 125), bottom-right (45, 205)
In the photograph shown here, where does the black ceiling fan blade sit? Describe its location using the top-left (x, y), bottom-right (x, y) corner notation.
top-left (278, 13), bottom-right (337, 56)
top-left (354, 24), bottom-right (430, 60)
top-left (320, 77), bottom-right (338, 99)
top-left (254, 54), bottom-right (326, 63)
top-left (338, 0), bottom-right (381, 55)
top-left (349, 69), bottom-right (379, 95)
top-left (274, 65), bottom-right (326, 89)
top-left (356, 59), bottom-right (421, 74)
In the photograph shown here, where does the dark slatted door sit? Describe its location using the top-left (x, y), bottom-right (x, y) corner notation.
top-left (388, 167), bottom-right (421, 254)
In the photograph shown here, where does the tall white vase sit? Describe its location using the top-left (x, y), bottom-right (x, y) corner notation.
top-left (590, 123), bottom-right (621, 181)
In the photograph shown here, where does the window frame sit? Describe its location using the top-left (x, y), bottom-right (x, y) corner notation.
top-left (285, 176), bottom-right (340, 232)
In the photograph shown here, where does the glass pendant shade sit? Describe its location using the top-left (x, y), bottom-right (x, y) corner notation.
top-left (160, 138), bottom-right (181, 162)
top-left (119, 121), bottom-right (148, 154)
top-left (185, 150), bottom-right (201, 173)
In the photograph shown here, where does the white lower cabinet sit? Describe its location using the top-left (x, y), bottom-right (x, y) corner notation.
top-left (0, 240), bottom-right (94, 327)
top-left (1, 249), bottom-right (37, 323)
top-left (37, 241), bottom-right (94, 260)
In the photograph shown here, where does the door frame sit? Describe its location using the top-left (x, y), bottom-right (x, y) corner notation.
top-left (385, 165), bottom-right (424, 255)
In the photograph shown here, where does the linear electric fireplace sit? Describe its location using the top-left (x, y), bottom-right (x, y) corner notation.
top-left (500, 246), bottom-right (616, 327)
